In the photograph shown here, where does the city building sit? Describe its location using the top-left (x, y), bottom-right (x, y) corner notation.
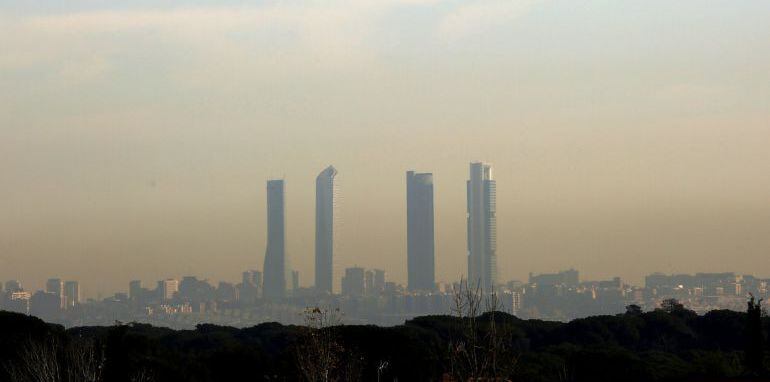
top-left (467, 162), bottom-right (497, 292)
top-left (30, 291), bottom-right (60, 320)
top-left (129, 280), bottom-right (143, 301)
top-left (63, 281), bottom-right (80, 309)
top-left (529, 269), bottom-right (579, 287)
top-left (341, 267), bottom-right (365, 297)
top-left (263, 179), bottom-right (289, 300)
top-left (374, 269), bottom-right (386, 293)
top-left (292, 270), bottom-right (300, 292)
top-left (4, 280), bottom-right (21, 293)
top-left (315, 166), bottom-right (338, 294)
top-left (158, 279), bottom-right (179, 301)
top-left (406, 170), bottom-right (435, 291)
top-left (5, 291), bottom-right (31, 314)
top-left (46, 278), bottom-right (64, 309)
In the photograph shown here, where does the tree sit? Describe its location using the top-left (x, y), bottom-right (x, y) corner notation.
top-left (745, 293), bottom-right (765, 375)
top-left (295, 306), bottom-right (353, 382)
top-left (448, 278), bottom-right (516, 381)
top-left (660, 299), bottom-right (684, 313)
top-left (625, 304), bottom-right (643, 316)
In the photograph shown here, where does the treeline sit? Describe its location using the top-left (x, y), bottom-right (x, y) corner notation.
top-left (1, 300), bottom-right (769, 381)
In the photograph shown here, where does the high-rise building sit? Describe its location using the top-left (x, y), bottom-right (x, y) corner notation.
top-left (315, 166), bottom-right (338, 294)
top-left (365, 270), bottom-right (374, 296)
top-left (467, 162), bottom-right (497, 292)
top-left (46, 278), bottom-right (64, 309)
top-left (129, 280), bottom-right (143, 301)
top-left (30, 291), bottom-right (60, 320)
top-left (407, 171), bottom-right (435, 291)
top-left (5, 280), bottom-right (22, 293)
top-left (6, 291), bottom-right (30, 314)
top-left (292, 270), bottom-right (300, 292)
top-left (341, 267), bottom-right (365, 297)
top-left (263, 179), bottom-right (289, 300)
top-left (158, 279), bottom-right (179, 301)
top-left (374, 269), bottom-right (386, 293)
top-left (63, 281), bottom-right (80, 309)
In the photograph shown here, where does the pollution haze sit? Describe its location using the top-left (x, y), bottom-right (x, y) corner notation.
top-left (1, 1), bottom-right (769, 298)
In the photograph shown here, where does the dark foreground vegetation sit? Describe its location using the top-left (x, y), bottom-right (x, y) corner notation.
top-left (1, 297), bottom-right (770, 381)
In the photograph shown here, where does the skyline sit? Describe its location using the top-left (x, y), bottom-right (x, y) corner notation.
top-left (2, 1), bottom-right (770, 298)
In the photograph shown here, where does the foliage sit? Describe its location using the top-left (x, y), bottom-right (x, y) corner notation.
top-left (1, 301), bottom-right (769, 381)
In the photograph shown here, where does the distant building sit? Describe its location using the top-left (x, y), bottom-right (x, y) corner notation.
top-left (46, 278), bottom-right (64, 309)
top-left (30, 291), bottom-right (60, 320)
top-left (158, 279), bottom-right (179, 301)
top-left (263, 179), bottom-right (289, 300)
top-left (217, 282), bottom-right (237, 303)
top-left (341, 267), bottom-right (365, 297)
top-left (315, 166), bottom-right (338, 294)
top-left (407, 171), bottom-right (435, 291)
top-left (467, 162), bottom-right (497, 292)
top-left (365, 270), bottom-right (374, 296)
top-left (4, 280), bottom-right (22, 293)
top-left (129, 280), bottom-right (143, 301)
top-left (292, 270), bottom-right (300, 292)
top-left (5, 291), bottom-right (31, 314)
top-left (374, 269), bottom-right (386, 293)
top-left (63, 281), bottom-right (80, 309)
top-left (239, 270), bottom-right (261, 304)
top-left (529, 269), bottom-right (579, 287)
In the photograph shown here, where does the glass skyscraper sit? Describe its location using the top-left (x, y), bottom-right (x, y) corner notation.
top-left (263, 179), bottom-right (289, 300)
top-left (467, 162), bottom-right (497, 292)
top-left (315, 166), bottom-right (338, 294)
top-left (407, 171), bottom-right (435, 291)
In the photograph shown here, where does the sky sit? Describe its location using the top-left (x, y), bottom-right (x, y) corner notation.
top-left (1, 0), bottom-right (769, 298)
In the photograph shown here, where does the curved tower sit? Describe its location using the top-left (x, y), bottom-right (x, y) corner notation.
top-left (315, 166), bottom-right (338, 294)
top-left (263, 179), bottom-right (289, 300)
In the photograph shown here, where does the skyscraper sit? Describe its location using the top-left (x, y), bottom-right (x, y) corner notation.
top-left (263, 179), bottom-right (289, 300)
top-left (407, 171), bottom-right (435, 291)
top-left (315, 166), bottom-right (338, 294)
top-left (341, 267), bottom-right (365, 297)
top-left (158, 279), bottom-right (179, 301)
top-left (63, 281), bottom-right (80, 309)
top-left (467, 162), bottom-right (497, 292)
top-left (45, 278), bottom-right (64, 309)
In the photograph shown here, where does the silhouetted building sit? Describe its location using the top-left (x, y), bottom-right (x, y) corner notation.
top-left (5, 291), bottom-right (30, 314)
top-left (46, 278), bottom-right (64, 309)
top-left (315, 166), bottom-right (338, 294)
top-left (342, 267), bottom-right (365, 297)
top-left (292, 270), bottom-right (300, 292)
top-left (467, 162), bottom-right (497, 292)
top-left (4, 280), bottom-right (21, 293)
top-left (63, 281), bottom-right (80, 309)
top-left (529, 269), bottom-right (579, 287)
top-left (374, 269), bottom-right (386, 293)
top-left (263, 179), bottom-right (289, 300)
top-left (158, 279), bottom-right (179, 301)
top-left (30, 291), bottom-right (60, 321)
top-left (217, 282), bottom-right (237, 303)
top-left (129, 280), bottom-right (145, 302)
top-left (365, 270), bottom-right (374, 296)
top-left (407, 170), bottom-right (435, 291)
top-left (239, 270), bottom-right (261, 304)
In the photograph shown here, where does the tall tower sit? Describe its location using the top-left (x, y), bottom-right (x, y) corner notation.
top-left (263, 179), bottom-right (289, 300)
top-left (407, 171), bottom-right (435, 291)
top-left (315, 166), bottom-right (338, 294)
top-left (467, 162), bottom-right (497, 292)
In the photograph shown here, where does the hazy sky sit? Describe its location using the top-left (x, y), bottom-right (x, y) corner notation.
top-left (1, 0), bottom-right (769, 297)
